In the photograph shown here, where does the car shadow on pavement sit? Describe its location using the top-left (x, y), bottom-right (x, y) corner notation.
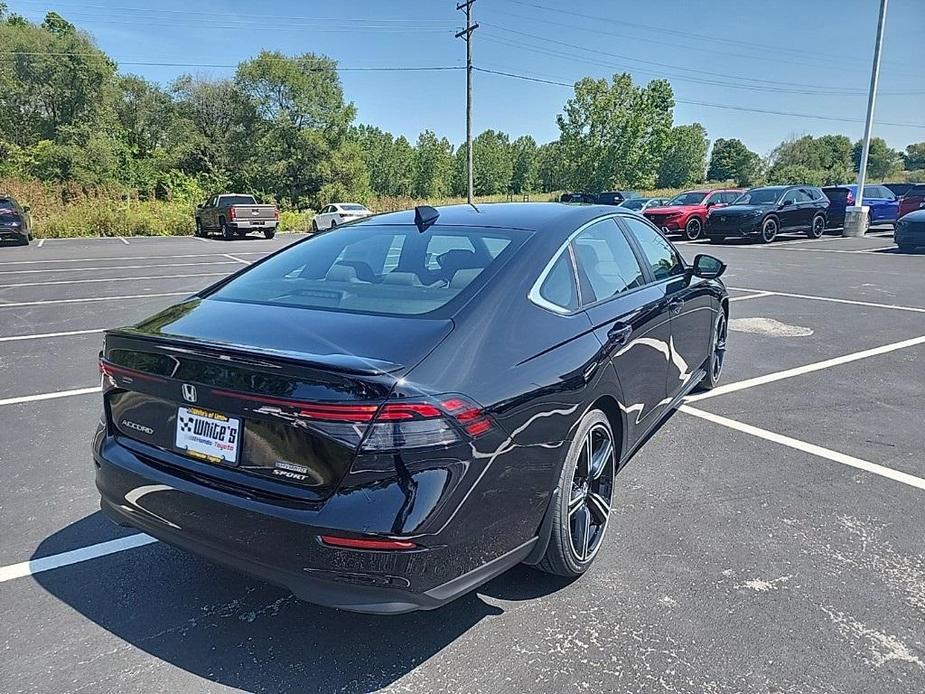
top-left (32, 512), bottom-right (573, 693)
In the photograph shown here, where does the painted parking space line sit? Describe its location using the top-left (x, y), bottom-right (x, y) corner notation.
top-left (679, 405), bottom-right (925, 492)
top-left (223, 253), bottom-right (251, 265)
top-left (687, 335), bottom-right (925, 402)
top-left (0, 272), bottom-right (226, 289)
top-left (0, 328), bottom-right (104, 343)
top-left (117, 236), bottom-right (130, 245)
top-left (0, 533), bottom-right (157, 583)
top-left (727, 287), bottom-right (925, 314)
top-left (728, 291), bottom-right (773, 303)
top-left (0, 252), bottom-right (269, 267)
top-left (0, 386), bottom-right (100, 407)
top-left (36, 238), bottom-right (45, 248)
top-left (0, 291), bottom-right (190, 309)
top-left (0, 260), bottom-right (239, 276)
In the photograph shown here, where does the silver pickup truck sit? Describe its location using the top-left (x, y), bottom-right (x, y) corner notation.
top-left (195, 194), bottom-right (279, 240)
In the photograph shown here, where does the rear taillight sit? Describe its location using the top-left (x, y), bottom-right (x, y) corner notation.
top-left (282, 395), bottom-right (492, 451)
top-left (273, 208), bottom-right (279, 220)
top-left (319, 535), bottom-right (417, 551)
top-left (229, 207), bottom-right (237, 221)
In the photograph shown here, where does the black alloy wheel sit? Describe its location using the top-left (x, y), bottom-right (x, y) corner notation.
top-left (759, 217), bottom-right (778, 244)
top-left (697, 312), bottom-right (727, 391)
top-left (684, 217), bottom-right (703, 241)
top-left (808, 215), bottom-right (825, 239)
top-left (537, 410), bottom-right (616, 577)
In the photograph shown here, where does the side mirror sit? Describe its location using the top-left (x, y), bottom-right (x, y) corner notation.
top-left (705, 200), bottom-right (716, 208)
top-left (690, 254), bottom-right (726, 280)
top-left (22, 205), bottom-right (30, 213)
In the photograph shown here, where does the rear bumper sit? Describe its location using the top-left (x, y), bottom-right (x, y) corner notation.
top-left (228, 221), bottom-right (278, 230)
top-left (93, 428), bottom-right (536, 614)
top-left (0, 227), bottom-right (28, 241)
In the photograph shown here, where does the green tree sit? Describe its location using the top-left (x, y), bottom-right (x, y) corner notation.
top-left (767, 164), bottom-right (825, 187)
top-left (902, 142), bottom-right (925, 171)
top-left (473, 129), bottom-right (513, 195)
top-left (235, 51), bottom-right (366, 207)
top-left (353, 125), bottom-right (413, 197)
top-left (510, 135), bottom-right (538, 194)
top-left (657, 123), bottom-right (708, 188)
top-left (556, 73), bottom-right (674, 191)
top-left (536, 141), bottom-right (566, 193)
top-left (0, 11), bottom-right (115, 146)
top-left (853, 137), bottom-right (901, 180)
top-left (769, 134), bottom-right (852, 184)
top-left (412, 130), bottom-right (454, 198)
top-left (707, 138), bottom-right (762, 186)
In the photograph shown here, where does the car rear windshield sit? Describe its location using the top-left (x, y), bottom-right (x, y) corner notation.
top-left (220, 195), bottom-right (258, 206)
top-left (619, 198), bottom-right (646, 210)
top-left (668, 192), bottom-right (706, 205)
top-left (0, 212), bottom-right (20, 224)
top-left (208, 224), bottom-right (530, 316)
top-left (340, 204), bottom-right (367, 211)
top-left (733, 188), bottom-right (782, 205)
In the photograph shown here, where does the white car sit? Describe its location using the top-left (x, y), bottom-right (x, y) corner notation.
top-left (312, 203), bottom-right (372, 231)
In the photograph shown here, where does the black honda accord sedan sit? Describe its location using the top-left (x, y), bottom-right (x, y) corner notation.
top-left (93, 203), bottom-right (729, 614)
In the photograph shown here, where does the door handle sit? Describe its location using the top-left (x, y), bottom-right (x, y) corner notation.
top-left (668, 298), bottom-right (684, 315)
top-left (607, 324), bottom-right (632, 345)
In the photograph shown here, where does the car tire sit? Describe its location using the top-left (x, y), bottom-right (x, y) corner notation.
top-left (695, 311), bottom-right (727, 392)
top-left (708, 236), bottom-right (725, 244)
top-left (311, 219), bottom-right (318, 233)
top-left (807, 214), bottom-right (825, 239)
top-left (759, 217), bottom-right (778, 244)
top-left (330, 220), bottom-right (338, 229)
top-left (683, 217), bottom-right (703, 241)
top-left (221, 220), bottom-right (234, 241)
top-left (194, 219), bottom-right (204, 237)
top-left (263, 229), bottom-right (275, 239)
top-left (536, 409), bottom-right (616, 577)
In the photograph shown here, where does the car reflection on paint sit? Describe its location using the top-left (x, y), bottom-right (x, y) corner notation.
top-left (93, 202), bottom-right (729, 614)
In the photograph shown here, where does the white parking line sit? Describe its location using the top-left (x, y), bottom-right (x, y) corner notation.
top-left (223, 253), bottom-right (251, 265)
top-left (36, 238), bottom-right (45, 248)
top-left (0, 272), bottom-right (226, 289)
top-left (727, 287), bottom-right (925, 314)
top-left (679, 405), bottom-right (925, 492)
top-left (0, 291), bottom-right (190, 308)
top-left (117, 236), bottom-right (130, 245)
top-left (728, 291), bottom-right (773, 302)
top-left (0, 261), bottom-right (240, 276)
top-left (687, 335), bottom-right (925, 402)
top-left (0, 328), bottom-right (104, 343)
top-left (0, 534), bottom-right (157, 583)
top-left (0, 386), bottom-right (100, 406)
top-left (0, 252), bottom-right (268, 267)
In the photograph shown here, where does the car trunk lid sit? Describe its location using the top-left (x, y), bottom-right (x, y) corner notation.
top-left (102, 298), bottom-right (454, 500)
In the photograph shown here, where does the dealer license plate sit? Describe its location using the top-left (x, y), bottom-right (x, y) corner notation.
top-left (175, 406), bottom-right (241, 464)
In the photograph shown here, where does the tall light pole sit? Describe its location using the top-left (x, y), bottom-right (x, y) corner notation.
top-left (846, 0), bottom-right (889, 237)
top-left (456, 1), bottom-right (478, 205)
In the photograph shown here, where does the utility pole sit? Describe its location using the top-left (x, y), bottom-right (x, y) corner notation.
top-left (845, 0), bottom-right (889, 237)
top-left (456, 1), bottom-right (478, 205)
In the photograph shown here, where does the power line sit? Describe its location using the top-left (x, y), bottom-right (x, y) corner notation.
top-left (472, 66), bottom-right (925, 130)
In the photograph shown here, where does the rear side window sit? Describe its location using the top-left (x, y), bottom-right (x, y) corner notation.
top-left (622, 217), bottom-right (685, 281)
top-left (0, 211), bottom-right (21, 224)
top-left (220, 195), bottom-right (258, 206)
top-left (538, 252), bottom-right (578, 312)
top-left (209, 224), bottom-right (527, 317)
top-left (572, 218), bottom-right (645, 303)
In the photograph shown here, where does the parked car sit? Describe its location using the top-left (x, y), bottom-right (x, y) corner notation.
top-left (94, 203), bottom-right (729, 614)
top-left (195, 194), bottom-right (279, 240)
top-left (559, 192), bottom-right (597, 204)
top-left (706, 185), bottom-right (829, 244)
top-left (643, 189), bottom-right (743, 240)
top-left (894, 208), bottom-right (925, 252)
top-left (0, 196), bottom-right (33, 245)
top-left (821, 186), bottom-right (850, 229)
top-left (839, 184), bottom-right (899, 227)
top-left (312, 203), bottom-right (373, 231)
top-left (595, 191), bottom-right (639, 205)
top-left (898, 183), bottom-right (925, 219)
top-left (619, 196), bottom-right (670, 212)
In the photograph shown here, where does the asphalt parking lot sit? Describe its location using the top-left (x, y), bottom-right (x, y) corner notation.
top-left (1, 228), bottom-right (923, 693)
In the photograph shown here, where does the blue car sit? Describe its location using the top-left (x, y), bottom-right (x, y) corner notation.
top-left (840, 184), bottom-right (900, 226)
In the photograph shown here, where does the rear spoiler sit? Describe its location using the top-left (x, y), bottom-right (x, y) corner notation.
top-left (104, 328), bottom-right (405, 376)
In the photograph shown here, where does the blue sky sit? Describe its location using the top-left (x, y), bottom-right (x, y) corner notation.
top-left (12, 0), bottom-right (925, 156)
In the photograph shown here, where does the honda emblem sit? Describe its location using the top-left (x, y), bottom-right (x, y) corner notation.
top-left (181, 384), bottom-right (197, 403)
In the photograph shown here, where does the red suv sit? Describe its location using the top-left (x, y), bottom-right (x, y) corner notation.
top-left (643, 188), bottom-right (743, 240)
top-left (898, 184), bottom-right (925, 219)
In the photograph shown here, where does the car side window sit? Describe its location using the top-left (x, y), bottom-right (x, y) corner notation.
top-left (571, 218), bottom-right (645, 304)
top-left (622, 217), bottom-right (685, 281)
top-left (795, 189), bottom-right (813, 203)
top-left (538, 251), bottom-right (578, 311)
top-left (781, 190), bottom-right (799, 205)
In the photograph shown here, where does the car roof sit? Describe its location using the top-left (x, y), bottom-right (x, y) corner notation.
top-left (356, 202), bottom-right (638, 232)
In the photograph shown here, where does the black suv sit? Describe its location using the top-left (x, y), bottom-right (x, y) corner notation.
top-left (705, 185), bottom-right (830, 244)
top-left (0, 196), bottom-right (33, 246)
